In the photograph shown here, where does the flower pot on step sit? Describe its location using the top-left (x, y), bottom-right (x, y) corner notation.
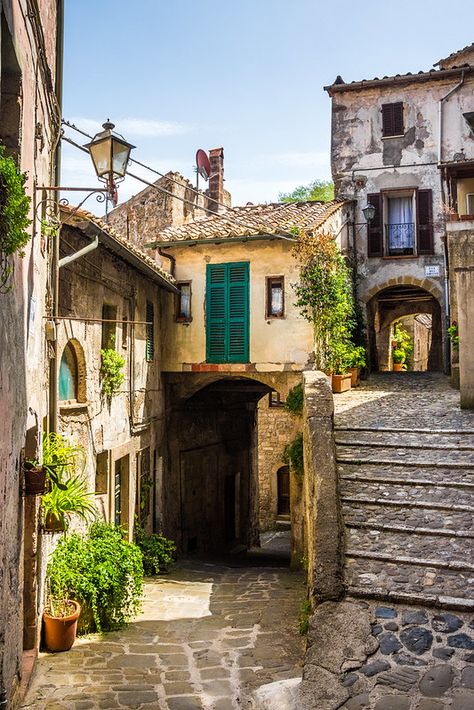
top-left (349, 367), bottom-right (360, 387)
top-left (393, 363), bottom-right (403, 372)
top-left (332, 373), bottom-right (352, 394)
top-left (43, 600), bottom-right (80, 652)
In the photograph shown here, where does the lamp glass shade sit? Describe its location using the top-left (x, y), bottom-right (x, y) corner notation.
top-left (86, 122), bottom-right (135, 181)
top-left (362, 202), bottom-right (376, 222)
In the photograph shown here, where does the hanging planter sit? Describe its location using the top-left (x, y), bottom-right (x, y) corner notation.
top-left (0, 146), bottom-right (31, 293)
top-left (23, 462), bottom-right (48, 496)
top-left (43, 512), bottom-right (66, 534)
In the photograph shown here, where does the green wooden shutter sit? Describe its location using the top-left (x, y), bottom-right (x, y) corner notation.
top-left (146, 301), bottom-right (154, 361)
top-left (206, 262), bottom-right (249, 363)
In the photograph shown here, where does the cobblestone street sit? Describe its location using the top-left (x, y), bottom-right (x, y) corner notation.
top-left (22, 559), bottom-right (305, 710)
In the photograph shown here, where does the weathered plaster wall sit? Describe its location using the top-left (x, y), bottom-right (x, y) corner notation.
top-left (57, 226), bottom-right (167, 538)
top-left (447, 220), bottom-right (474, 407)
top-left (161, 240), bottom-right (314, 372)
top-left (0, 1), bottom-right (59, 702)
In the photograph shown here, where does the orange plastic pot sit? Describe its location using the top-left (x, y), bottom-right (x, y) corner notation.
top-left (349, 367), bottom-right (360, 387)
top-left (43, 600), bottom-right (80, 652)
top-left (332, 373), bottom-right (352, 394)
top-left (392, 363), bottom-right (403, 372)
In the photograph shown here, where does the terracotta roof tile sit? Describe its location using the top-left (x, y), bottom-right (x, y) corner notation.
top-left (152, 200), bottom-right (347, 243)
top-left (435, 43), bottom-right (474, 67)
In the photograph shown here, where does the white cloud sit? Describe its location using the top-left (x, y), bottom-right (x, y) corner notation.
top-left (271, 150), bottom-right (329, 169)
top-left (65, 117), bottom-right (192, 139)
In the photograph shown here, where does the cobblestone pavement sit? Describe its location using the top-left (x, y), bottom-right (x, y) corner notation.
top-left (22, 561), bottom-right (305, 710)
top-left (300, 598), bottom-right (474, 710)
top-left (333, 373), bottom-right (474, 606)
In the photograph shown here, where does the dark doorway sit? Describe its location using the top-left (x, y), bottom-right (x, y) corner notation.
top-left (367, 285), bottom-right (443, 372)
top-left (277, 466), bottom-right (290, 515)
top-left (225, 475), bottom-right (236, 542)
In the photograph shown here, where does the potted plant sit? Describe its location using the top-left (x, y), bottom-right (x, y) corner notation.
top-left (347, 344), bottom-right (366, 387)
top-left (42, 474), bottom-right (96, 533)
top-left (328, 340), bottom-right (352, 394)
top-left (24, 432), bottom-right (84, 495)
top-left (43, 578), bottom-right (81, 652)
top-left (392, 348), bottom-right (405, 372)
top-left (23, 460), bottom-right (48, 496)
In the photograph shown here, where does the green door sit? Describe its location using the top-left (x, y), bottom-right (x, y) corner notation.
top-left (206, 262), bottom-right (249, 363)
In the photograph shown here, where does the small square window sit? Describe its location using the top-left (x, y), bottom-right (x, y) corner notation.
top-left (269, 391), bottom-right (285, 408)
top-left (382, 102), bottom-right (404, 138)
top-left (266, 276), bottom-right (284, 318)
top-left (176, 282), bottom-right (192, 322)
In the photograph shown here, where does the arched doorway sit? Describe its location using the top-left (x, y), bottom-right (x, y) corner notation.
top-left (367, 284), bottom-right (443, 371)
top-left (162, 377), bottom-right (273, 556)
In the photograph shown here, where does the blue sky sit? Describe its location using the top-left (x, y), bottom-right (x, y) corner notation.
top-left (61, 0), bottom-right (474, 208)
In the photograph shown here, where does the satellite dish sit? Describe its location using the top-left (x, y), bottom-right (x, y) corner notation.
top-left (196, 149), bottom-right (211, 181)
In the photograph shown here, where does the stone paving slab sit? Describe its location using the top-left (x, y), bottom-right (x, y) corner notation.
top-left (21, 562), bottom-right (305, 710)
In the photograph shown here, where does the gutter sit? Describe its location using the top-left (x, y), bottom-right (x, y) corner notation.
top-left (325, 65), bottom-right (474, 95)
top-left (59, 234), bottom-right (98, 268)
top-left (145, 233), bottom-right (298, 249)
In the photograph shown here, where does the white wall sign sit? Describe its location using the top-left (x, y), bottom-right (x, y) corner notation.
top-left (425, 265), bottom-right (441, 277)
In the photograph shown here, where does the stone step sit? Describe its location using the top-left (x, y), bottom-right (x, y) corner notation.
top-left (347, 586), bottom-right (474, 612)
top-left (344, 557), bottom-right (473, 601)
top-left (340, 481), bottom-right (474, 509)
top-left (335, 425), bottom-right (474, 435)
top-left (338, 461), bottom-right (474, 485)
top-left (345, 528), bottom-right (473, 566)
top-left (340, 473), bottom-right (474, 490)
top-left (346, 549), bottom-right (474, 573)
top-left (337, 453), bottom-right (474, 468)
top-left (341, 499), bottom-right (473, 533)
top-left (346, 520), bottom-right (474, 539)
top-left (336, 436), bottom-right (474, 452)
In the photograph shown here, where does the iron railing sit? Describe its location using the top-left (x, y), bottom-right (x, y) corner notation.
top-left (385, 222), bottom-right (415, 254)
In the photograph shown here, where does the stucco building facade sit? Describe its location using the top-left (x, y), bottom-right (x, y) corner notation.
top-left (325, 46), bottom-right (474, 373)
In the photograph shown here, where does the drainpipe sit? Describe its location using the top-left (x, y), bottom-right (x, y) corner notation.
top-left (48, 0), bottom-right (64, 434)
top-left (438, 71), bottom-right (465, 374)
top-left (158, 248), bottom-right (175, 277)
top-left (58, 234), bottom-right (98, 268)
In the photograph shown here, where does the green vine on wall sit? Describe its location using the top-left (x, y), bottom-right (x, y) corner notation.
top-left (0, 146), bottom-right (32, 292)
top-left (283, 432), bottom-right (304, 477)
top-left (100, 347), bottom-right (125, 400)
top-left (286, 383), bottom-right (303, 416)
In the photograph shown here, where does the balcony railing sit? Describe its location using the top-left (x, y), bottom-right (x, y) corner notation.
top-left (385, 222), bottom-right (415, 255)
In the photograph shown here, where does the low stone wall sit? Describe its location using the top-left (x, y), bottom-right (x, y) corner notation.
top-left (302, 370), bottom-right (343, 602)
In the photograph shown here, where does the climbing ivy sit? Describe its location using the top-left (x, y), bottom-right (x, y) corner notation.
top-left (100, 347), bottom-right (125, 400)
top-left (0, 146), bottom-right (31, 292)
top-left (283, 433), bottom-right (304, 477)
top-left (285, 383), bottom-right (303, 416)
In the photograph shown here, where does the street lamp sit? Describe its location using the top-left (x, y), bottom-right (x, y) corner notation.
top-left (362, 202), bottom-right (376, 223)
top-left (85, 120), bottom-right (135, 204)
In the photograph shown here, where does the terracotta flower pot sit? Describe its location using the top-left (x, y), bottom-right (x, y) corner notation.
top-left (393, 363), bottom-right (403, 372)
top-left (24, 465), bottom-right (47, 496)
top-left (43, 600), bottom-right (80, 652)
top-left (44, 512), bottom-right (66, 533)
top-left (332, 373), bottom-right (352, 394)
top-left (349, 367), bottom-right (360, 387)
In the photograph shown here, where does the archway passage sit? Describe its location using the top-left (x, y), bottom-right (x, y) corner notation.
top-left (163, 377), bottom-right (272, 557)
top-left (367, 285), bottom-right (443, 372)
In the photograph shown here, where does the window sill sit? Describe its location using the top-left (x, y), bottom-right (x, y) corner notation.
top-left (381, 134), bottom-right (405, 140)
top-left (59, 401), bottom-right (89, 413)
top-left (382, 255), bottom-right (418, 260)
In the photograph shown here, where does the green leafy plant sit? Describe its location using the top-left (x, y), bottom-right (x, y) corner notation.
top-left (326, 338), bottom-right (352, 375)
top-left (42, 474), bottom-right (96, 532)
top-left (100, 347), bottom-right (125, 399)
top-left (280, 179), bottom-right (334, 203)
top-left (0, 145), bottom-right (31, 292)
top-left (299, 598), bottom-right (312, 635)
top-left (285, 383), bottom-right (303, 416)
top-left (46, 522), bottom-right (144, 633)
top-left (26, 432), bottom-right (86, 489)
top-left (392, 348), bottom-right (406, 364)
top-left (448, 322), bottom-right (459, 349)
top-left (347, 344), bottom-right (366, 370)
top-left (134, 524), bottom-right (176, 575)
top-left (283, 433), bottom-right (304, 477)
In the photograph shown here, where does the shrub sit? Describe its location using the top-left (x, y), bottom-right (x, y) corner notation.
top-left (134, 525), bottom-right (176, 575)
top-left (285, 383), bottom-right (303, 416)
top-left (100, 347), bottom-right (125, 399)
top-left (392, 348), bottom-right (405, 364)
top-left (283, 433), bottom-right (304, 477)
top-left (0, 145), bottom-right (31, 292)
top-left (347, 344), bottom-right (366, 370)
top-left (46, 522), bottom-right (143, 633)
top-left (448, 322), bottom-right (459, 349)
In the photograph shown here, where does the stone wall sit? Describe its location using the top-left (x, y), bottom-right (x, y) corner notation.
top-left (0, 1), bottom-right (59, 703)
top-left (447, 220), bottom-right (474, 407)
top-left (302, 371), bottom-right (343, 603)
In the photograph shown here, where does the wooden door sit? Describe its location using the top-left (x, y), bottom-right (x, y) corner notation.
top-left (277, 466), bottom-right (290, 515)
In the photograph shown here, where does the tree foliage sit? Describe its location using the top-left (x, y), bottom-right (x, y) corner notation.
top-left (0, 145), bottom-right (31, 291)
top-left (279, 179), bottom-right (334, 204)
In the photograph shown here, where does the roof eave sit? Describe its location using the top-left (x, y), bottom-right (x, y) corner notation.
top-left (145, 233), bottom-right (298, 249)
top-left (324, 65), bottom-right (474, 95)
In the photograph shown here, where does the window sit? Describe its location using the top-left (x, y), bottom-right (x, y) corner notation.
top-left (269, 391), bottom-right (285, 408)
top-left (102, 304), bottom-right (117, 349)
top-left (95, 451), bottom-right (109, 494)
top-left (467, 193), bottom-right (474, 215)
top-left (176, 282), bottom-right (192, 322)
top-left (146, 301), bottom-right (154, 361)
top-left (367, 190), bottom-right (433, 257)
top-left (59, 342), bottom-right (78, 401)
top-left (266, 276), bottom-right (284, 318)
top-left (382, 102), bottom-right (404, 138)
top-left (206, 262), bottom-right (249, 363)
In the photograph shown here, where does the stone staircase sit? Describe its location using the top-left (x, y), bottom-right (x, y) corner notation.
top-left (336, 425), bottom-right (474, 609)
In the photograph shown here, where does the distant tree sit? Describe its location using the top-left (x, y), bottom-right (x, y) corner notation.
top-left (279, 179), bottom-right (334, 203)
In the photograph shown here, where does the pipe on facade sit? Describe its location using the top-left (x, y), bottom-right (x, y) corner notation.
top-left (438, 70), bottom-right (465, 374)
top-left (58, 235), bottom-right (98, 268)
top-left (158, 248), bottom-right (176, 277)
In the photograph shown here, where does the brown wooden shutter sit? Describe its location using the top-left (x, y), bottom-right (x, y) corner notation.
top-left (367, 193), bottom-right (383, 257)
top-left (416, 189), bottom-right (434, 254)
top-left (382, 102), bottom-right (404, 137)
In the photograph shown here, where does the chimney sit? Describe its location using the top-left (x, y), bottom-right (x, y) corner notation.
top-left (208, 147), bottom-right (224, 213)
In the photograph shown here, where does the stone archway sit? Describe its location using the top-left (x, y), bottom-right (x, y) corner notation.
top-left (366, 282), bottom-right (444, 372)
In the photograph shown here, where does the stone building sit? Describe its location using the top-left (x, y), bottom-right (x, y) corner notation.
top-left (147, 196), bottom-right (349, 556)
top-left (325, 44), bottom-right (474, 373)
top-left (56, 207), bottom-right (177, 538)
top-left (0, 1), bottom-right (62, 704)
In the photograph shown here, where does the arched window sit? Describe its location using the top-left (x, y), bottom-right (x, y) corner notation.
top-left (59, 342), bottom-right (78, 401)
